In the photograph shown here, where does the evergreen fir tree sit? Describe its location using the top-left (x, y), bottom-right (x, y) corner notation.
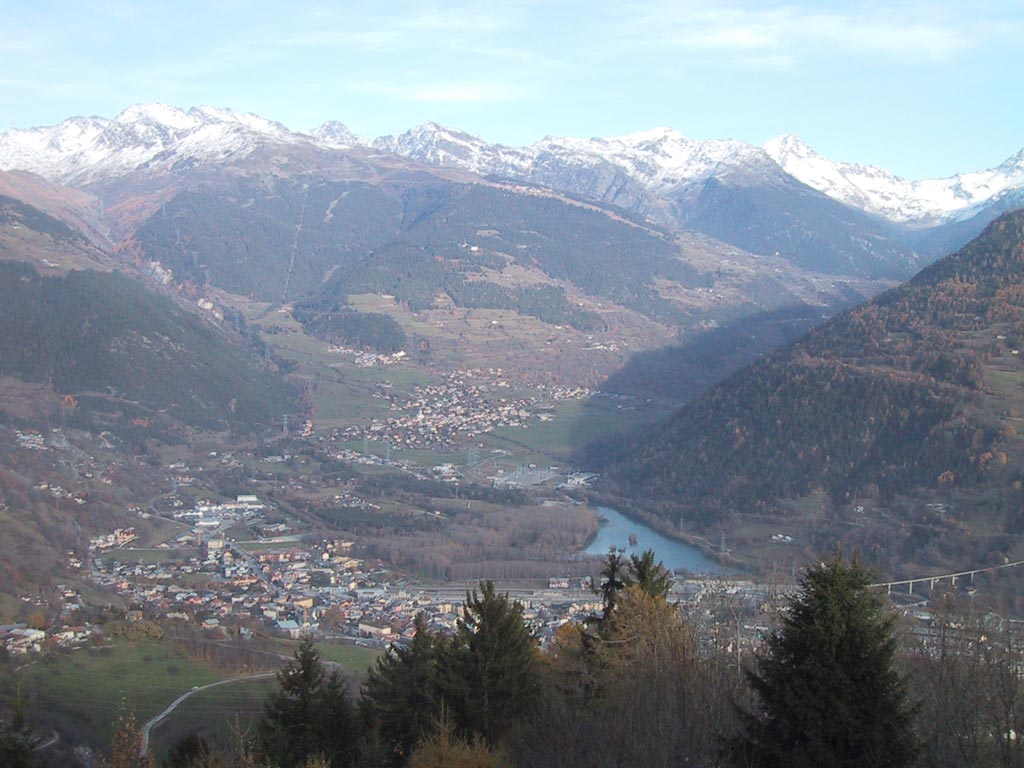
top-left (259, 637), bottom-right (357, 768)
top-left (0, 683), bottom-right (38, 768)
top-left (598, 548), bottom-right (627, 621)
top-left (444, 581), bottom-right (540, 743)
top-left (361, 613), bottom-right (446, 766)
top-left (625, 548), bottom-right (672, 600)
top-left (734, 554), bottom-right (918, 768)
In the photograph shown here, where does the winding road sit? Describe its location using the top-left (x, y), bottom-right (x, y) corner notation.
top-left (138, 672), bottom-right (277, 756)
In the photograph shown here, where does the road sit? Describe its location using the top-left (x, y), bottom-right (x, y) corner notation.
top-left (138, 672), bottom-right (277, 756)
top-left (33, 730), bottom-right (59, 752)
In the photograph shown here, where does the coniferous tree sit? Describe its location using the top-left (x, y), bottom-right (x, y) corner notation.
top-left (625, 549), bottom-right (672, 600)
top-left (96, 703), bottom-right (157, 768)
top-left (734, 554), bottom-right (918, 768)
top-left (259, 637), bottom-right (357, 768)
top-left (408, 709), bottom-right (509, 768)
top-left (165, 733), bottom-right (217, 768)
top-left (0, 683), bottom-right (37, 768)
top-left (597, 548), bottom-right (627, 621)
top-left (361, 613), bottom-right (447, 766)
top-left (444, 581), bottom-right (540, 743)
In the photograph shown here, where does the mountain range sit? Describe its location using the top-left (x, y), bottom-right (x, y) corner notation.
top-left (0, 105), bottom-right (910, 400)
top-left (0, 103), bottom-right (1023, 580)
top-left (5, 104), bottom-right (1023, 230)
top-left (0, 103), bottom-right (1020, 428)
top-left (1, 104), bottom-right (1021, 300)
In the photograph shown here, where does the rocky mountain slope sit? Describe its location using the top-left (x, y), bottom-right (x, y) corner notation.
top-left (2, 103), bottom-right (1018, 407)
top-left (765, 133), bottom-right (1024, 228)
top-left (0, 193), bottom-right (299, 438)
top-left (3, 104), bottom-right (1020, 284)
top-left (375, 123), bottom-right (923, 279)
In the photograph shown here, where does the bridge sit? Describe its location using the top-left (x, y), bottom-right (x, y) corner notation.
top-left (872, 558), bottom-right (1024, 595)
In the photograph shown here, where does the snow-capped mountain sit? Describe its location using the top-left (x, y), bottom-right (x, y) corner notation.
top-left (309, 120), bottom-right (367, 150)
top-left (4, 104), bottom-right (1021, 233)
top-left (0, 104), bottom-right (362, 186)
top-left (378, 123), bottom-right (766, 191)
top-left (376, 121), bottom-right (1024, 232)
top-left (373, 123), bottom-right (779, 221)
top-left (2, 103), bottom-right (1021, 276)
top-left (764, 133), bottom-right (1024, 227)
top-left (373, 121), bottom-right (923, 277)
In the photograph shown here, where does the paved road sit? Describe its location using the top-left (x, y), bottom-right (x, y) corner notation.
top-left (33, 730), bottom-right (59, 752)
top-left (139, 672), bottom-right (277, 756)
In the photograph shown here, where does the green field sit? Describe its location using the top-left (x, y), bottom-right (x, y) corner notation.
top-left (487, 396), bottom-right (673, 462)
top-left (148, 675), bottom-right (278, 758)
top-left (6, 641), bottom-right (225, 749)
top-left (100, 548), bottom-right (198, 565)
top-left (301, 640), bottom-right (381, 671)
top-left (150, 640), bottom-right (379, 756)
top-left (1, 634), bottom-right (383, 755)
top-left (133, 516), bottom-right (191, 547)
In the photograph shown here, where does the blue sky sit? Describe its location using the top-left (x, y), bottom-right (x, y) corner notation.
top-left (1, 0), bottom-right (1021, 179)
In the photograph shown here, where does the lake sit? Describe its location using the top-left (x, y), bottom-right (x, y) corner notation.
top-left (584, 506), bottom-right (723, 574)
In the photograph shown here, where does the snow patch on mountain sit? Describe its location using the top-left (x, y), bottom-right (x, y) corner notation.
top-left (0, 104), bottom-right (316, 185)
top-left (310, 121), bottom-right (366, 150)
top-left (764, 134), bottom-right (1024, 226)
top-left (375, 123), bottom-right (768, 193)
top-left (2, 103), bottom-right (1021, 229)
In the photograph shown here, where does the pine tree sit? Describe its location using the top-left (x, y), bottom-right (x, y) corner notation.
top-left (0, 683), bottom-right (38, 768)
top-left (259, 637), bottom-right (357, 768)
top-left (734, 554), bottom-right (918, 768)
top-left (96, 703), bottom-right (157, 768)
top-left (361, 613), bottom-right (447, 766)
top-left (408, 709), bottom-right (509, 768)
top-left (444, 581), bottom-right (540, 743)
top-left (625, 548), bottom-right (671, 600)
top-left (597, 548), bottom-right (627, 621)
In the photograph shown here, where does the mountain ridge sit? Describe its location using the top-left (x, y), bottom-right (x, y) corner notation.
top-left (593, 209), bottom-right (1024, 573)
top-left (2, 104), bottom-right (1021, 230)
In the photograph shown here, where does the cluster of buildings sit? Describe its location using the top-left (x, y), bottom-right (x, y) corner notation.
top-left (1, 582), bottom-right (101, 655)
top-left (79, 496), bottom-right (629, 649)
top-left (14, 429), bottom-right (47, 450)
top-left (341, 371), bottom-right (558, 450)
top-left (167, 494), bottom-right (266, 530)
top-left (89, 527), bottom-right (138, 550)
top-left (329, 345), bottom-right (408, 368)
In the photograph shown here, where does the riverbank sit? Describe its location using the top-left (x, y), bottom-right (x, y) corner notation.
top-left (583, 493), bottom-right (746, 574)
top-left (584, 505), bottom-right (725, 574)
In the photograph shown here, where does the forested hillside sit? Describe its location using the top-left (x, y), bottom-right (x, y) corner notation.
top-left (596, 211), bottom-right (1024, 557)
top-left (0, 260), bottom-right (297, 435)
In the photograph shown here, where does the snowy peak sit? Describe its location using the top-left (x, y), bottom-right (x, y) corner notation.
top-left (114, 103), bottom-right (200, 131)
top-left (373, 122), bottom-right (504, 173)
top-left (375, 121), bottom-right (771, 199)
top-left (1, 104), bottom-right (1021, 230)
top-left (533, 128), bottom-right (767, 191)
top-left (0, 103), bottom-right (310, 186)
top-left (764, 133), bottom-right (1024, 226)
top-left (310, 121), bottom-right (365, 149)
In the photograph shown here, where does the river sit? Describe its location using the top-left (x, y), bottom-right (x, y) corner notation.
top-left (584, 506), bottom-right (723, 574)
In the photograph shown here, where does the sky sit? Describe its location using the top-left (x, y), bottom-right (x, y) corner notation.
top-left (1, 0), bottom-right (1021, 179)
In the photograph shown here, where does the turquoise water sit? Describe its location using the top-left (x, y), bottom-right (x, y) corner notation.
top-left (584, 506), bottom-right (723, 574)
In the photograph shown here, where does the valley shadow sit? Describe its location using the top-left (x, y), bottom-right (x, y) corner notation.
top-left (568, 303), bottom-right (827, 466)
